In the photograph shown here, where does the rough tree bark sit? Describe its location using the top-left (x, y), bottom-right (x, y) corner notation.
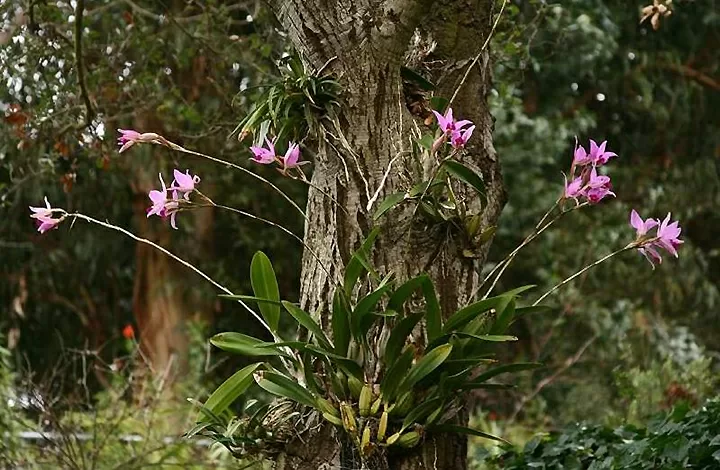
top-left (268, 1), bottom-right (505, 468)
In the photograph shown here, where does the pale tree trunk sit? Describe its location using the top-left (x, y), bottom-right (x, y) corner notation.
top-left (268, 1), bottom-right (504, 468)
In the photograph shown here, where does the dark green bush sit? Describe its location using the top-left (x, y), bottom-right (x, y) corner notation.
top-left (475, 398), bottom-right (720, 469)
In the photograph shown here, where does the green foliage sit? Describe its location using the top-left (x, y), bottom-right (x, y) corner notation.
top-left (474, 398), bottom-right (720, 470)
top-left (232, 52), bottom-right (341, 145)
top-left (197, 242), bottom-right (543, 460)
top-left (0, 347), bottom-right (233, 469)
top-left (250, 251), bottom-right (282, 332)
top-left (614, 357), bottom-right (718, 426)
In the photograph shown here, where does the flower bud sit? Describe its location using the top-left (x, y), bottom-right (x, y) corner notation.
top-left (340, 402), bottom-right (357, 434)
top-left (396, 431), bottom-right (421, 448)
top-left (370, 397), bottom-right (382, 416)
top-left (377, 411), bottom-right (389, 441)
top-left (359, 384), bottom-right (372, 417)
top-left (348, 375), bottom-right (363, 399)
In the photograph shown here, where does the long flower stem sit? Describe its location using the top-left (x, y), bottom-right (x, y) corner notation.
top-left (196, 194), bottom-right (338, 283)
top-left (65, 213), bottom-right (301, 355)
top-left (166, 142), bottom-right (307, 220)
top-left (290, 173), bottom-right (350, 217)
top-left (447, 0), bottom-right (509, 107)
top-left (476, 199), bottom-right (581, 299)
top-left (532, 245), bottom-right (634, 306)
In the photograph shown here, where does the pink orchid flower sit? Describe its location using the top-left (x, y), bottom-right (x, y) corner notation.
top-left (282, 142), bottom-right (309, 170)
top-left (170, 169), bottom-right (200, 200)
top-left (564, 175), bottom-right (585, 199)
top-left (250, 138), bottom-right (277, 164)
top-left (630, 211), bottom-right (683, 268)
top-left (450, 125), bottom-right (476, 149)
top-left (147, 174), bottom-right (180, 229)
top-left (585, 186), bottom-right (615, 204)
top-left (587, 168), bottom-right (611, 189)
top-left (573, 142), bottom-right (593, 166)
top-left (639, 244), bottom-right (664, 267)
top-left (29, 197), bottom-right (54, 219)
top-left (432, 108), bottom-right (473, 135)
top-left (35, 216), bottom-right (61, 234)
top-left (655, 212), bottom-right (683, 257)
top-left (588, 139), bottom-right (617, 166)
top-left (630, 209), bottom-right (658, 238)
top-left (29, 197), bottom-right (63, 234)
top-left (117, 129), bottom-right (163, 153)
top-left (584, 168), bottom-right (615, 203)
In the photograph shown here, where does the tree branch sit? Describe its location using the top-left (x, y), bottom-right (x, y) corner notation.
top-left (508, 334), bottom-right (598, 423)
top-left (74, 0), bottom-right (95, 128)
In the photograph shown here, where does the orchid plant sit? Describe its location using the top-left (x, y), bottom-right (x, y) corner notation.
top-left (28, 99), bottom-right (683, 464)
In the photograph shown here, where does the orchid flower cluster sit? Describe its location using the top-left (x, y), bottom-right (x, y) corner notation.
top-left (117, 129), bottom-right (169, 153)
top-left (29, 197), bottom-right (65, 234)
top-left (432, 108), bottom-right (476, 151)
top-left (146, 169), bottom-right (201, 229)
top-left (250, 138), bottom-right (308, 175)
top-left (563, 139), bottom-right (618, 204)
top-left (630, 210), bottom-right (683, 267)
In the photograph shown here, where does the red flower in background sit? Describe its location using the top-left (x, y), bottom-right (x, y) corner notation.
top-left (122, 324), bottom-right (135, 339)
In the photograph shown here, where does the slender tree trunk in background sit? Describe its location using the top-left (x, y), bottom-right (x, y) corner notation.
top-left (129, 47), bottom-right (218, 383)
top-left (132, 180), bottom-right (188, 381)
top-left (269, 1), bottom-right (504, 468)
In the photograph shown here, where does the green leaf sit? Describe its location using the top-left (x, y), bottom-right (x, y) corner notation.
top-left (380, 345), bottom-right (415, 402)
top-left (400, 344), bottom-right (453, 392)
top-left (354, 282), bottom-right (394, 338)
top-left (302, 352), bottom-right (322, 394)
top-left (429, 97), bottom-right (448, 114)
top-left (282, 301), bottom-right (333, 350)
top-left (416, 135), bottom-right (435, 151)
top-left (210, 332), bottom-right (287, 357)
top-left (255, 340), bottom-right (308, 350)
top-left (374, 192), bottom-right (406, 220)
top-left (430, 424), bottom-right (509, 445)
top-left (383, 312), bottom-right (424, 367)
top-left (489, 298), bottom-right (516, 335)
top-left (255, 371), bottom-right (317, 408)
top-left (250, 252), bottom-right (281, 332)
top-left (200, 363), bottom-right (261, 423)
top-left (305, 345), bottom-right (363, 380)
top-left (332, 289), bottom-right (351, 356)
top-left (471, 362), bottom-right (543, 384)
top-left (514, 305), bottom-right (553, 317)
top-left (344, 228), bottom-right (380, 295)
top-left (442, 160), bottom-right (486, 200)
top-left (401, 398), bottom-right (443, 432)
top-left (387, 274), bottom-right (429, 312)
top-left (443, 296), bottom-right (507, 333)
top-left (484, 285), bottom-right (538, 335)
top-left (427, 332), bottom-right (517, 352)
top-left (443, 357), bottom-right (496, 366)
top-left (387, 274), bottom-right (441, 341)
top-left (502, 285), bottom-right (536, 297)
top-left (400, 66), bottom-right (436, 91)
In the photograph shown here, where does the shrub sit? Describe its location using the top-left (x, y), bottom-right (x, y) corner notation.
top-left (474, 398), bottom-right (720, 469)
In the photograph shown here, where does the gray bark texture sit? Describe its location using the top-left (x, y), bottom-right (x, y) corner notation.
top-left (268, 0), bottom-right (505, 468)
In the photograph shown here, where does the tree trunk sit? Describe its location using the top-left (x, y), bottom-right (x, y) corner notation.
top-left (269, 1), bottom-right (504, 468)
